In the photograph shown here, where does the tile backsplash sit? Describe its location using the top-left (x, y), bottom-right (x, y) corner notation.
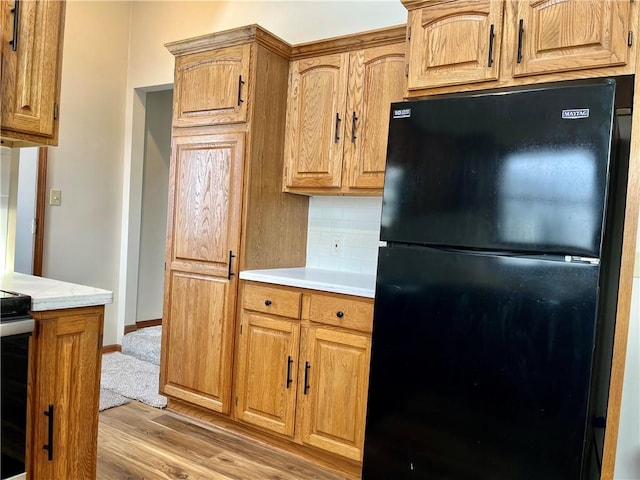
top-left (306, 196), bottom-right (382, 275)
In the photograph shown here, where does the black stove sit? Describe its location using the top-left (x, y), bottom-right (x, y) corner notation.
top-left (0, 291), bottom-right (32, 322)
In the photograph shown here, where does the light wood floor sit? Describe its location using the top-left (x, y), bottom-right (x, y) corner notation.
top-left (97, 401), bottom-right (350, 480)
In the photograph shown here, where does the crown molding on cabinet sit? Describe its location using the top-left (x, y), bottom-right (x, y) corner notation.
top-left (165, 24), bottom-right (292, 59)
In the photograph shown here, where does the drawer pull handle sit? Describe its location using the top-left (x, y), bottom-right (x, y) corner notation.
top-left (43, 404), bottom-right (54, 461)
top-left (303, 361), bottom-right (311, 394)
top-left (286, 356), bottom-right (293, 389)
top-left (264, 299), bottom-right (272, 306)
top-left (336, 311), bottom-right (344, 318)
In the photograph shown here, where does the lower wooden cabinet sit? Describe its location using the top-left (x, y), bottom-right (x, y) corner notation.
top-left (297, 326), bottom-right (371, 461)
top-left (234, 314), bottom-right (300, 437)
top-left (234, 281), bottom-right (373, 462)
top-left (28, 306), bottom-right (104, 480)
top-left (161, 272), bottom-right (236, 414)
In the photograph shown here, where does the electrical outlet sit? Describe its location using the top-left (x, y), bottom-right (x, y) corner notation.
top-left (49, 189), bottom-right (62, 206)
top-left (331, 235), bottom-right (343, 256)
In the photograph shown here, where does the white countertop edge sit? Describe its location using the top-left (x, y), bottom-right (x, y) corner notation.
top-left (31, 292), bottom-right (114, 312)
top-left (239, 268), bottom-right (376, 299)
top-left (1, 272), bottom-right (113, 311)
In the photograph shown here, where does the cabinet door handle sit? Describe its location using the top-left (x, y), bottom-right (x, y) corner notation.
top-left (43, 404), bottom-right (54, 461)
top-left (264, 299), bottom-right (272, 306)
top-left (336, 311), bottom-right (344, 319)
top-left (237, 75), bottom-right (245, 106)
top-left (517, 19), bottom-right (524, 64)
top-left (334, 113), bottom-right (341, 143)
top-left (286, 356), bottom-right (293, 389)
top-left (351, 112), bottom-right (358, 143)
top-left (227, 250), bottom-right (236, 280)
top-left (487, 24), bottom-right (495, 67)
top-left (303, 361), bottom-right (311, 394)
top-left (9, 0), bottom-right (20, 52)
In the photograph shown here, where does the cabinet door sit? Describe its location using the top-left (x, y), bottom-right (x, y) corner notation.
top-left (345, 44), bottom-right (406, 190)
top-left (298, 327), bottom-right (371, 461)
top-left (161, 272), bottom-right (236, 414)
top-left (1, 0), bottom-right (65, 139)
top-left (167, 132), bottom-right (245, 277)
top-left (173, 44), bottom-right (250, 127)
top-left (284, 53), bottom-right (349, 189)
top-left (30, 307), bottom-right (103, 480)
top-left (234, 313), bottom-right (300, 437)
top-left (407, 0), bottom-right (503, 90)
top-left (512, 0), bottom-right (631, 77)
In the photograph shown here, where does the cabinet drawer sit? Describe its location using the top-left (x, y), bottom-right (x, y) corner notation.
top-left (243, 284), bottom-right (301, 319)
top-left (308, 294), bottom-right (373, 333)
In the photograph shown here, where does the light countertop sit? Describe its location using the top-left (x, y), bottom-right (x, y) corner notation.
top-left (1, 272), bottom-right (113, 311)
top-left (239, 267), bottom-right (376, 298)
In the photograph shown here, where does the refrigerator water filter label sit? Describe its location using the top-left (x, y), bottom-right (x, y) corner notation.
top-left (393, 108), bottom-right (411, 118)
top-left (562, 108), bottom-right (590, 119)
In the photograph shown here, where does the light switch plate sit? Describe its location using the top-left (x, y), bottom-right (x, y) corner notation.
top-left (49, 189), bottom-right (61, 206)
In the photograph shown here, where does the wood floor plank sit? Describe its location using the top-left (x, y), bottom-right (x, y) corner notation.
top-left (97, 402), bottom-right (350, 480)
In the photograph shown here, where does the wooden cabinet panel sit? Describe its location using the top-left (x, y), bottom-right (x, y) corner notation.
top-left (173, 44), bottom-right (250, 126)
top-left (234, 314), bottom-right (300, 436)
top-left (283, 27), bottom-right (406, 195)
top-left (284, 53), bottom-right (349, 189)
top-left (168, 132), bottom-right (244, 276)
top-left (512, 0), bottom-right (631, 77)
top-left (30, 307), bottom-right (103, 480)
top-left (308, 293), bottom-right (374, 333)
top-left (162, 272), bottom-right (235, 414)
top-left (1, 0), bottom-right (65, 144)
top-left (243, 283), bottom-right (302, 319)
top-left (298, 327), bottom-right (371, 461)
top-left (345, 43), bottom-right (406, 190)
top-left (407, 0), bottom-right (503, 89)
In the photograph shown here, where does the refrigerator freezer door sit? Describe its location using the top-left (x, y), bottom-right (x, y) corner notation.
top-left (381, 81), bottom-right (615, 258)
top-left (362, 246), bottom-right (600, 480)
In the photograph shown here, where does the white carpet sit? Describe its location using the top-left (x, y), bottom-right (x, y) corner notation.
top-left (100, 351), bottom-right (167, 409)
top-left (99, 387), bottom-right (130, 411)
top-left (121, 325), bottom-right (161, 366)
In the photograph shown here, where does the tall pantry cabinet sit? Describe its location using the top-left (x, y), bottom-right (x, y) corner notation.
top-left (160, 25), bottom-right (309, 415)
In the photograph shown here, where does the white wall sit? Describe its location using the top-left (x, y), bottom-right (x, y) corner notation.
top-left (135, 89), bottom-right (172, 324)
top-left (14, 148), bottom-right (38, 274)
top-left (44, 1), bottom-right (131, 344)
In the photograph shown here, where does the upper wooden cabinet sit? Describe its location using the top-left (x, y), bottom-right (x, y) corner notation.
top-left (1, 0), bottom-right (66, 147)
top-left (172, 44), bottom-right (251, 127)
top-left (283, 26), bottom-right (407, 195)
top-left (285, 53), bottom-right (349, 189)
top-left (512, 0), bottom-right (631, 77)
top-left (402, 0), bottom-right (636, 96)
top-left (406, 0), bottom-right (503, 89)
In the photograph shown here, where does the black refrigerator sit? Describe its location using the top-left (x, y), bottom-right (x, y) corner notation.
top-left (362, 80), bottom-right (629, 480)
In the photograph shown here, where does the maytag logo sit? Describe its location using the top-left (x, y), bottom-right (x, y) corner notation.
top-left (562, 108), bottom-right (590, 119)
top-left (393, 108), bottom-right (411, 119)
